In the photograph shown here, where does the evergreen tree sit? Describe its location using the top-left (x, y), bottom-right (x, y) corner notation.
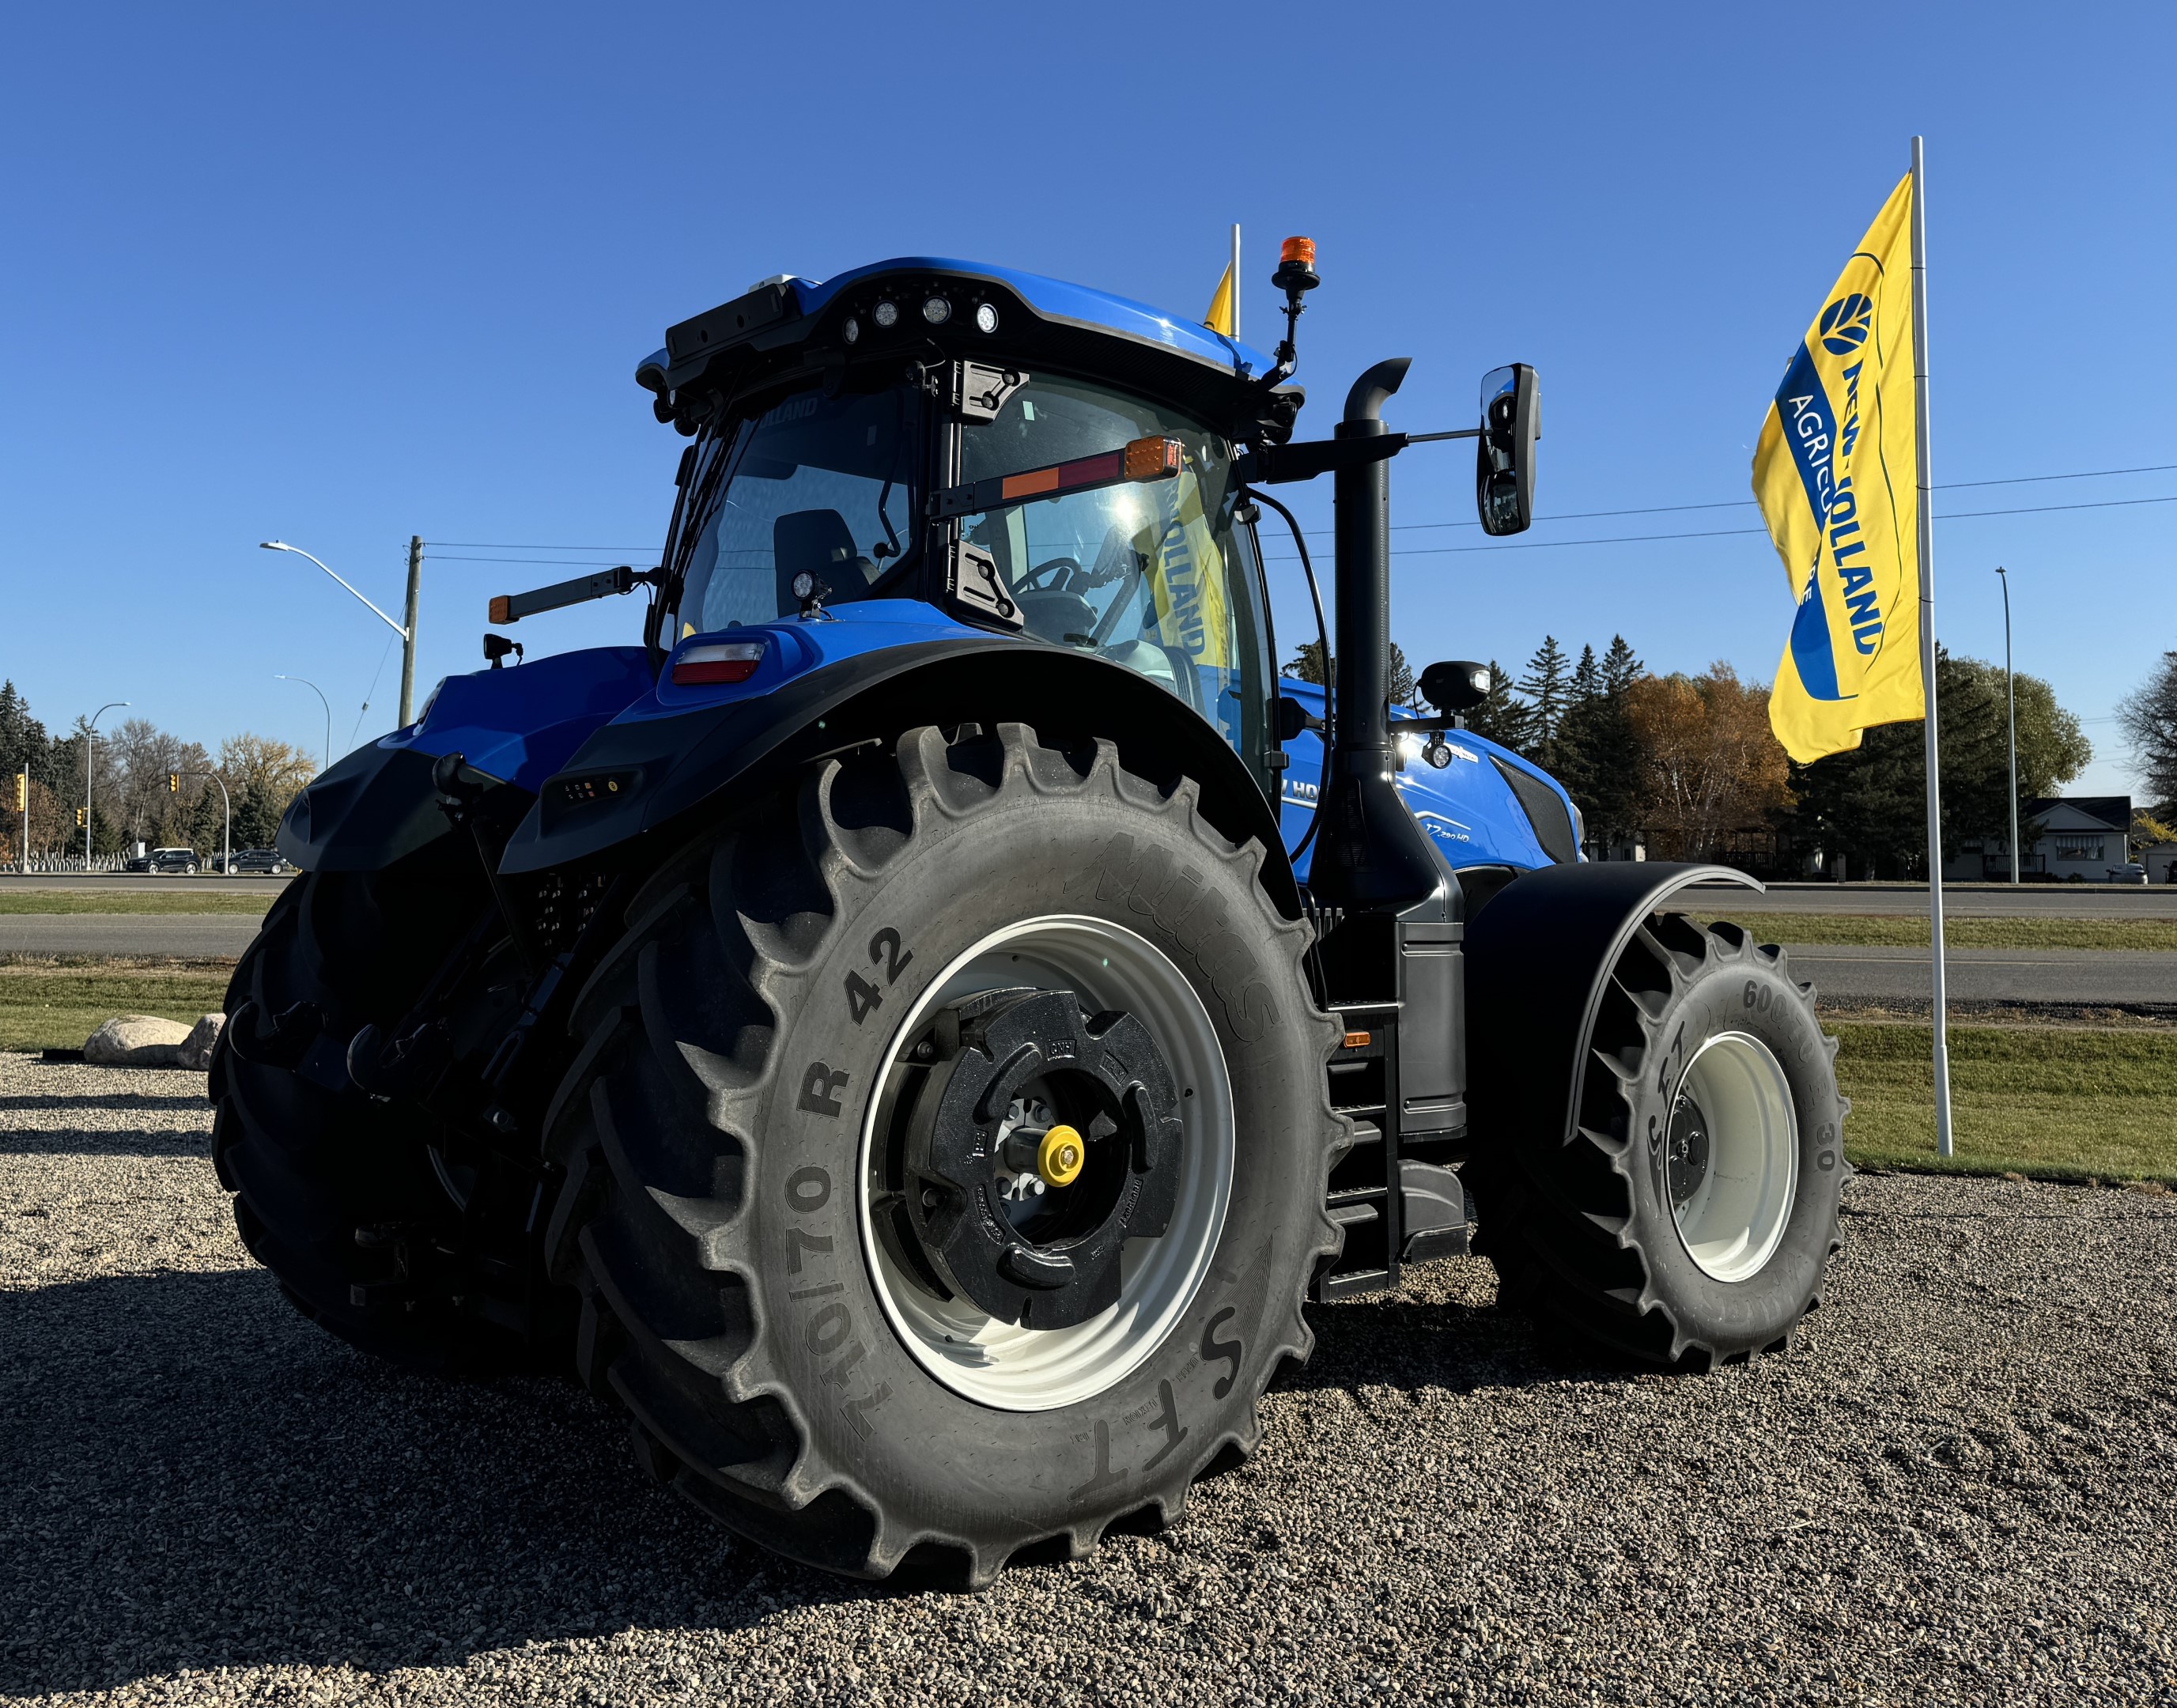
top-left (1601, 635), bottom-right (1644, 697)
top-left (1520, 637), bottom-right (1572, 772)
top-left (1462, 658), bottom-right (1535, 754)
top-left (1555, 637), bottom-right (1646, 854)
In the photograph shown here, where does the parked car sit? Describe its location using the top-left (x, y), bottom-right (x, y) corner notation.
top-left (2106, 863), bottom-right (2148, 885)
top-left (122, 852), bottom-right (153, 873)
top-left (149, 847), bottom-right (199, 875)
top-left (229, 847), bottom-right (292, 875)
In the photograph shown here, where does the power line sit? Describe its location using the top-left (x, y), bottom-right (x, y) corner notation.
top-left (1257, 489), bottom-right (2177, 559)
top-left (425, 554), bottom-right (650, 567)
top-left (428, 541), bottom-right (656, 551)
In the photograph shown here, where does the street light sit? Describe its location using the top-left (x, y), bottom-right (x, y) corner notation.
top-left (1997, 565), bottom-right (2019, 884)
top-left (260, 539), bottom-right (423, 726)
top-left (275, 675), bottom-right (334, 773)
top-left (85, 701), bottom-right (129, 869)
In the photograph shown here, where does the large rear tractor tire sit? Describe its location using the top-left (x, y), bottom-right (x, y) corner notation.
top-left (208, 866), bottom-right (537, 1372)
top-left (1468, 908), bottom-right (1847, 1368)
top-left (543, 724), bottom-right (1344, 1585)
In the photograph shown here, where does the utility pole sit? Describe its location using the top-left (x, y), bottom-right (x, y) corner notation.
top-left (1997, 564), bottom-right (2019, 883)
top-left (399, 536), bottom-right (424, 727)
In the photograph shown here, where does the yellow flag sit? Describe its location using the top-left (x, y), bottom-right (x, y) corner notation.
top-left (1754, 173), bottom-right (1922, 763)
top-left (1203, 263), bottom-right (1235, 338)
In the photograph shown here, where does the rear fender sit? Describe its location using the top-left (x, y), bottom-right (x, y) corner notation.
top-left (497, 641), bottom-right (1301, 917)
top-left (1465, 863), bottom-right (1763, 1147)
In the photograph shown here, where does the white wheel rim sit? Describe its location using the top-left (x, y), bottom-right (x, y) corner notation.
top-left (856, 914), bottom-right (1234, 1411)
top-left (1665, 1030), bottom-right (1798, 1283)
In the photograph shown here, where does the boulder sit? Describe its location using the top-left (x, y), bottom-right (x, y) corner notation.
top-left (84, 1014), bottom-right (192, 1068)
top-left (178, 1011), bottom-right (226, 1071)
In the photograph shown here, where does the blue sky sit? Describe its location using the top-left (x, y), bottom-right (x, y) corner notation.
top-left (3, 4), bottom-right (2170, 795)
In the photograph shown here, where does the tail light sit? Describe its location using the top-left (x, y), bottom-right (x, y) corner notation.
top-left (672, 639), bottom-right (766, 686)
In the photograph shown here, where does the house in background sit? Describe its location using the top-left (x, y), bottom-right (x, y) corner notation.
top-left (1945, 795), bottom-right (2134, 882)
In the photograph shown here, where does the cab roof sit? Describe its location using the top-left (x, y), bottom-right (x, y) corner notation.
top-left (637, 257), bottom-right (1283, 437)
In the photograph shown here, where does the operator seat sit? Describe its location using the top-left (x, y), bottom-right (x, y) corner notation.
top-left (773, 509), bottom-right (875, 612)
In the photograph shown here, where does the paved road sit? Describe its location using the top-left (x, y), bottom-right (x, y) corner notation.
top-left (1683, 880), bottom-right (2177, 917)
top-left (6, 1056), bottom-right (2173, 1705)
top-left (0, 875), bottom-right (290, 896)
top-left (1787, 943), bottom-right (2177, 1007)
top-left (0, 915), bottom-right (264, 958)
top-left (9, 911), bottom-right (2177, 1006)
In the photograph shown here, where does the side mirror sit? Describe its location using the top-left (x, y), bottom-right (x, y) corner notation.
top-left (1475, 364), bottom-right (1540, 536)
top-left (1419, 659), bottom-right (1492, 714)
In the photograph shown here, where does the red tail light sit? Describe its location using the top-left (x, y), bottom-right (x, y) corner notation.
top-left (673, 640), bottom-right (766, 686)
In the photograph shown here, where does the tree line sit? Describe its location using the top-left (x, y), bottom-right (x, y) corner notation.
top-left (0, 682), bottom-right (316, 863)
top-left (1287, 635), bottom-right (2103, 879)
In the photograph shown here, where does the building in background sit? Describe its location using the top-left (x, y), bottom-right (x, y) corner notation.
top-left (1945, 796), bottom-right (2135, 882)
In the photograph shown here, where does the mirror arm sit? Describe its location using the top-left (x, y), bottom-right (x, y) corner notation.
top-left (1404, 427), bottom-right (1482, 443)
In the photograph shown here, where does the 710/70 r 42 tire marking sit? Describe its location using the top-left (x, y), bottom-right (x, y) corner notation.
top-left (780, 1164), bottom-right (892, 1438)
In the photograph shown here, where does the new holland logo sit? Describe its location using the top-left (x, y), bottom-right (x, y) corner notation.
top-left (1817, 293), bottom-right (1874, 357)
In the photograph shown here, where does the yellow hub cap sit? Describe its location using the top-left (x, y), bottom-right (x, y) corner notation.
top-left (1037, 1124), bottom-right (1086, 1188)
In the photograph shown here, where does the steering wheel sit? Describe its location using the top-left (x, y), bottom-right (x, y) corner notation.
top-left (1019, 556), bottom-right (1084, 594)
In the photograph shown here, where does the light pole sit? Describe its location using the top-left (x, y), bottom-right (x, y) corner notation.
top-left (259, 540), bottom-right (421, 726)
top-left (275, 675), bottom-right (333, 773)
top-left (1997, 565), bottom-right (2019, 884)
top-left (175, 770), bottom-right (232, 878)
top-left (85, 701), bottom-right (129, 870)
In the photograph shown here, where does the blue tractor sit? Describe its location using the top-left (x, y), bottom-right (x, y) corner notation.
top-left (213, 244), bottom-right (1844, 1586)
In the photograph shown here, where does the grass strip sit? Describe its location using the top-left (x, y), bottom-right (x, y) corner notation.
top-left (0, 960), bottom-right (236, 1052)
top-left (1834, 1020), bottom-right (2177, 1185)
top-left (1682, 911), bottom-right (2177, 952)
top-left (0, 890), bottom-right (276, 916)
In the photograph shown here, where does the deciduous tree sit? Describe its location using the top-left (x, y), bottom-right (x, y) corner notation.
top-left (1623, 664), bottom-right (1790, 861)
top-left (2117, 652), bottom-right (2177, 817)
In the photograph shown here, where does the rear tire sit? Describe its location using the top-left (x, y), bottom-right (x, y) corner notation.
top-left (1468, 913), bottom-right (1847, 1368)
top-left (542, 724), bottom-right (1344, 1585)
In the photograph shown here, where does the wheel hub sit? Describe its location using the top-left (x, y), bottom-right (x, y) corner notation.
top-left (1666, 1093), bottom-right (1711, 1209)
top-left (898, 988), bottom-right (1181, 1329)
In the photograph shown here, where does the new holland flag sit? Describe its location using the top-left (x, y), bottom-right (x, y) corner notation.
top-left (1754, 174), bottom-right (1922, 762)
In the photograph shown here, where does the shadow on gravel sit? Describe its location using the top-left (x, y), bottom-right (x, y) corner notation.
top-left (0, 1268), bottom-right (867, 1696)
top-left (1, 1128), bottom-right (212, 1156)
top-left (1285, 1287), bottom-right (1636, 1397)
top-left (0, 1092), bottom-right (213, 1112)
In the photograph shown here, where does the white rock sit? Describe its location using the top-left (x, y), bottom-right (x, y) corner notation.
top-left (84, 1014), bottom-right (192, 1067)
top-left (178, 1011), bottom-right (226, 1071)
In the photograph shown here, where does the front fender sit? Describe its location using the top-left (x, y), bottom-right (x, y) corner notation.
top-left (497, 640), bottom-right (1298, 916)
top-left (1465, 862), bottom-right (1763, 1148)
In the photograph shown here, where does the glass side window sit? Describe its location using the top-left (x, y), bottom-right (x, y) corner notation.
top-left (675, 385), bottom-right (922, 637)
top-left (959, 376), bottom-right (1270, 755)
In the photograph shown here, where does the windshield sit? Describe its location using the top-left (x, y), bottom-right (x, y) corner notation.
top-left (675, 384), bottom-right (924, 637)
top-left (960, 376), bottom-right (1271, 758)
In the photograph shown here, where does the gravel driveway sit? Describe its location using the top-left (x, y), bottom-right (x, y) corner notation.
top-left (4, 1055), bottom-right (2173, 1706)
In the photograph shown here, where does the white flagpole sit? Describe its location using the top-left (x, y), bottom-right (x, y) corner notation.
top-left (1230, 222), bottom-right (1242, 343)
top-left (1910, 134), bottom-right (1956, 1158)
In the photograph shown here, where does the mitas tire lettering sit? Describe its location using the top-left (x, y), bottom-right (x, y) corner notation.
top-left (542, 723), bottom-right (1344, 1586)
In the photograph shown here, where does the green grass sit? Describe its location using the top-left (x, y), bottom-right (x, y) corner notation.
top-left (0, 889), bottom-right (276, 916)
top-left (1835, 1020), bottom-right (2177, 1184)
top-left (1681, 911), bottom-right (2177, 951)
top-left (0, 961), bottom-right (235, 1052)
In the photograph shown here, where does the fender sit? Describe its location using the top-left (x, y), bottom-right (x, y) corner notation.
top-left (1465, 863), bottom-right (1763, 1148)
top-left (498, 640), bottom-right (1302, 917)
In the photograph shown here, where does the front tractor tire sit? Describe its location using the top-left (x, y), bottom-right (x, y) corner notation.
top-left (543, 724), bottom-right (1344, 1585)
top-left (1468, 888), bottom-right (1847, 1369)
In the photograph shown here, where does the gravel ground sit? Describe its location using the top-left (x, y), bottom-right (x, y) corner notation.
top-left (4, 1054), bottom-right (2174, 1706)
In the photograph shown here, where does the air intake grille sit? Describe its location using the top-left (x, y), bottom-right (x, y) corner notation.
top-left (1491, 757), bottom-right (1578, 864)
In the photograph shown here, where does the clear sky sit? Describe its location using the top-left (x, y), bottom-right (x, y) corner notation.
top-left (3, 4), bottom-right (2169, 796)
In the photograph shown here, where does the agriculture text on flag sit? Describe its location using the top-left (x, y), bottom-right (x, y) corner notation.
top-left (1753, 174), bottom-right (1922, 763)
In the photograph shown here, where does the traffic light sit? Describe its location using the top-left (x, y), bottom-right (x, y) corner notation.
top-left (10, 773), bottom-right (22, 813)
top-left (168, 772), bottom-right (180, 793)
top-left (76, 807), bottom-right (88, 829)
